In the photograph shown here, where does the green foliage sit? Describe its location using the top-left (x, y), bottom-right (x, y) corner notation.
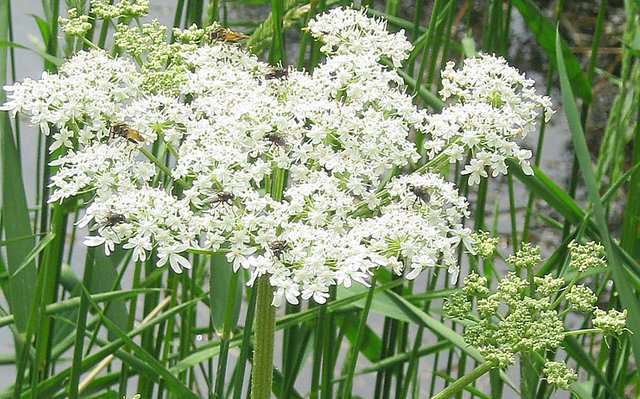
top-left (0, 1), bottom-right (639, 399)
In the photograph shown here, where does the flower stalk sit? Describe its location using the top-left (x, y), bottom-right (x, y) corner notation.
top-left (430, 361), bottom-right (493, 399)
top-left (251, 274), bottom-right (276, 399)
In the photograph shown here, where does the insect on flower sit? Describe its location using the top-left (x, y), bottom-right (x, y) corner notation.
top-left (91, 212), bottom-right (128, 231)
top-left (208, 28), bottom-right (246, 44)
top-left (265, 132), bottom-right (286, 147)
top-left (265, 66), bottom-right (288, 80)
top-left (110, 122), bottom-right (145, 144)
top-left (211, 191), bottom-right (235, 205)
top-left (408, 184), bottom-right (431, 204)
top-left (269, 239), bottom-right (287, 258)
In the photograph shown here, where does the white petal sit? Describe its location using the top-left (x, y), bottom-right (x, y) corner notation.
top-left (83, 235), bottom-right (105, 247)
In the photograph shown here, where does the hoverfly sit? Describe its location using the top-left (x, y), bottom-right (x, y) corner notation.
top-left (265, 66), bottom-right (288, 80)
top-left (408, 184), bottom-right (431, 204)
top-left (110, 122), bottom-right (145, 144)
top-left (269, 240), bottom-right (287, 258)
top-left (265, 132), bottom-right (286, 147)
top-left (208, 28), bottom-right (246, 44)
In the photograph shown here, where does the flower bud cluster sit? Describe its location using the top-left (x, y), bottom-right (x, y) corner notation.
top-left (505, 242), bottom-right (541, 270)
top-left (59, 8), bottom-right (92, 37)
top-left (470, 231), bottom-right (498, 258)
top-left (90, 0), bottom-right (149, 19)
top-left (568, 240), bottom-right (606, 272)
top-left (543, 361), bottom-right (577, 390)
top-left (565, 284), bottom-right (597, 313)
top-left (445, 242), bottom-right (626, 390)
top-left (593, 308), bottom-right (627, 336)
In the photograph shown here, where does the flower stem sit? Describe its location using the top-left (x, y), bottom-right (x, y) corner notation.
top-left (564, 328), bottom-right (600, 336)
top-left (139, 147), bottom-right (188, 188)
top-left (251, 274), bottom-right (276, 399)
top-left (431, 361), bottom-right (494, 399)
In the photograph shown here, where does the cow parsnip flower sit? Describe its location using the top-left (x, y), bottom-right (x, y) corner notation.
top-left (1, 7), bottom-right (552, 306)
top-left (427, 53), bottom-right (554, 184)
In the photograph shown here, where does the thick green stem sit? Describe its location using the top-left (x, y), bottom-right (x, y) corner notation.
top-left (251, 274), bottom-right (276, 399)
top-left (431, 362), bottom-right (493, 399)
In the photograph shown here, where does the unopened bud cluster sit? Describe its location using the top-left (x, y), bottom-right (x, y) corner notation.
top-left (445, 241), bottom-right (626, 391)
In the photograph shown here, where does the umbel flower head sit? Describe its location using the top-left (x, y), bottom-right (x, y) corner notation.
top-left (2, 7), bottom-right (549, 306)
top-left (425, 54), bottom-right (554, 184)
top-left (445, 242), bottom-right (626, 391)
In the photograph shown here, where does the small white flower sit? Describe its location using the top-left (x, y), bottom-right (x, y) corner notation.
top-left (122, 235), bottom-right (153, 261)
top-left (157, 244), bottom-right (191, 273)
top-left (226, 245), bottom-right (257, 272)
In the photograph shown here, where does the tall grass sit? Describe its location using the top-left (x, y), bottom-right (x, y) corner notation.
top-left (0, 0), bottom-right (639, 398)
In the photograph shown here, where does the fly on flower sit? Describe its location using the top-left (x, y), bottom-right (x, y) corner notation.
top-left (265, 66), bottom-right (288, 80)
top-left (265, 132), bottom-right (286, 147)
top-left (90, 212), bottom-right (128, 232)
top-left (208, 28), bottom-right (246, 44)
top-left (110, 122), bottom-right (145, 144)
top-left (211, 191), bottom-right (234, 205)
top-left (408, 184), bottom-right (431, 204)
top-left (269, 239), bottom-right (287, 258)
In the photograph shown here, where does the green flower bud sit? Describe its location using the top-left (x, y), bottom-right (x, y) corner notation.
top-left (471, 231), bottom-right (499, 258)
top-left (477, 294), bottom-right (500, 319)
top-left (543, 361), bottom-right (577, 390)
top-left (444, 291), bottom-right (471, 319)
top-left (59, 8), bottom-right (92, 37)
top-left (593, 308), bottom-right (627, 336)
top-left (534, 274), bottom-right (565, 298)
top-left (506, 242), bottom-right (541, 270)
top-left (497, 272), bottom-right (527, 304)
top-left (463, 273), bottom-right (490, 297)
top-left (566, 285), bottom-right (597, 313)
top-left (568, 240), bottom-right (606, 273)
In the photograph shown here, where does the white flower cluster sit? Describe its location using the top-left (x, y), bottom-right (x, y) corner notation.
top-left (90, 0), bottom-right (149, 19)
top-left (1, 50), bottom-right (142, 150)
top-left (48, 143), bottom-right (155, 203)
top-left (424, 53), bottom-right (554, 185)
top-left (307, 7), bottom-right (412, 67)
top-left (1, 7), bottom-right (551, 306)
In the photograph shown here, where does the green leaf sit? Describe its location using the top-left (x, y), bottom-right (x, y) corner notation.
top-left (8, 232), bottom-right (55, 279)
top-left (30, 14), bottom-right (50, 46)
top-left (0, 289), bottom-right (161, 328)
top-left (341, 314), bottom-right (381, 363)
top-left (210, 253), bottom-right (241, 335)
top-left (507, 160), bottom-right (585, 225)
top-left (1, 81), bottom-right (36, 337)
top-left (91, 250), bottom-right (128, 340)
top-left (0, 41), bottom-right (62, 67)
top-left (11, 297), bottom-right (199, 399)
top-left (512, 0), bottom-right (592, 103)
top-left (563, 336), bottom-right (618, 398)
top-left (461, 35), bottom-right (476, 58)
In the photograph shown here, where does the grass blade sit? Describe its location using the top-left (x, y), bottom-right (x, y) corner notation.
top-left (84, 287), bottom-right (201, 399)
top-left (512, 0), bottom-right (592, 103)
top-left (555, 24), bottom-right (640, 370)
